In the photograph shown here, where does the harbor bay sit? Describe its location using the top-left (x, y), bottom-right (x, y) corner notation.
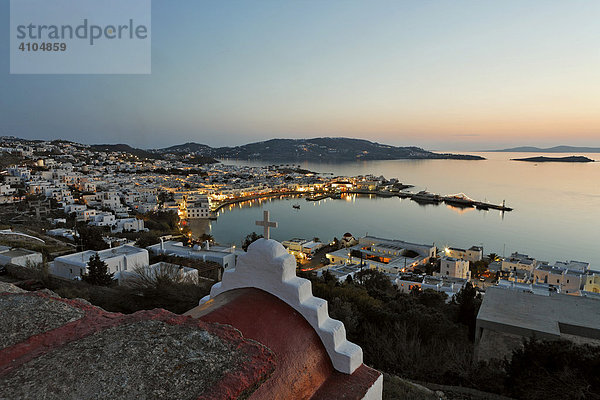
top-left (192, 152), bottom-right (600, 266)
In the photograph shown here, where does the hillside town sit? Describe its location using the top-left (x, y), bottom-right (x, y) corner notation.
top-left (2, 136), bottom-right (600, 399)
top-left (1, 136), bottom-right (600, 294)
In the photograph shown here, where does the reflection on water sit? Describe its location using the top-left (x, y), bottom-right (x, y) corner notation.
top-left (190, 152), bottom-right (600, 266)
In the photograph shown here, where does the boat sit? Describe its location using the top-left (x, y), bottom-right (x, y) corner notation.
top-left (411, 191), bottom-right (442, 204)
top-left (443, 193), bottom-right (475, 208)
top-left (292, 204), bottom-right (300, 209)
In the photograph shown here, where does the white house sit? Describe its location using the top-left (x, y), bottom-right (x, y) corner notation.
top-left (51, 245), bottom-right (149, 280)
top-left (113, 218), bottom-right (145, 233)
top-left (146, 240), bottom-right (240, 270)
top-left (502, 252), bottom-right (537, 273)
top-left (438, 256), bottom-right (471, 280)
top-left (0, 184), bottom-right (16, 196)
top-left (326, 236), bottom-right (436, 274)
top-left (533, 264), bottom-right (585, 295)
top-left (0, 248), bottom-right (43, 267)
top-left (89, 212), bottom-right (116, 227)
top-left (282, 238), bottom-right (325, 259)
top-left (76, 208), bottom-right (97, 222)
top-left (444, 246), bottom-right (483, 263)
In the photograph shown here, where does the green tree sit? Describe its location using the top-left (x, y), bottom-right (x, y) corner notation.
top-left (452, 282), bottom-right (482, 340)
top-left (199, 233), bottom-right (214, 243)
top-left (135, 231), bottom-right (160, 248)
top-left (83, 254), bottom-right (114, 286)
top-left (470, 260), bottom-right (489, 278)
top-left (505, 338), bottom-right (600, 400)
top-left (354, 269), bottom-right (396, 301)
top-left (77, 225), bottom-right (109, 251)
top-left (242, 232), bottom-right (263, 251)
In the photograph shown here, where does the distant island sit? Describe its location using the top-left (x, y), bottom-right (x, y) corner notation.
top-left (1, 136), bottom-right (484, 163)
top-left (488, 145), bottom-right (600, 153)
top-left (156, 138), bottom-right (485, 162)
top-left (512, 156), bottom-right (595, 163)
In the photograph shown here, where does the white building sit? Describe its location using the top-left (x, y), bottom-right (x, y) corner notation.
top-left (0, 184), bottom-right (16, 196)
top-left (89, 212), bottom-right (116, 227)
top-left (438, 256), bottom-right (471, 280)
top-left (326, 236), bottom-right (436, 274)
top-left (76, 208), bottom-right (97, 222)
top-left (443, 246), bottom-right (483, 263)
top-left (182, 195), bottom-right (211, 219)
top-left (502, 252), bottom-right (537, 273)
top-left (51, 245), bottom-right (149, 280)
top-left (282, 238), bottom-right (325, 259)
top-left (395, 273), bottom-right (468, 299)
top-left (0, 248), bottom-right (43, 267)
top-left (113, 218), bottom-right (145, 233)
top-left (533, 264), bottom-right (585, 295)
top-left (146, 240), bottom-right (240, 269)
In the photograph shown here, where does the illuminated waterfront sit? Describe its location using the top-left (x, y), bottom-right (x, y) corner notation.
top-left (190, 152), bottom-right (600, 266)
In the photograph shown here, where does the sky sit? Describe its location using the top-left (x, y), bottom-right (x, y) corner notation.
top-left (1, 0), bottom-right (599, 150)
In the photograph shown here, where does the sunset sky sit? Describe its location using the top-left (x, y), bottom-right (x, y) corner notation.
top-left (1, 0), bottom-right (599, 150)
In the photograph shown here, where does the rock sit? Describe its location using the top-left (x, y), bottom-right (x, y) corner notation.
top-left (0, 281), bottom-right (26, 294)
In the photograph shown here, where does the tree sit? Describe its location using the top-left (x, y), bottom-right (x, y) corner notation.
top-left (487, 253), bottom-right (499, 262)
top-left (452, 282), bottom-right (482, 340)
top-left (470, 260), bottom-right (489, 278)
top-left (332, 237), bottom-right (340, 249)
top-left (354, 269), bottom-right (395, 301)
top-left (199, 233), bottom-right (214, 243)
top-left (242, 232), bottom-right (263, 251)
top-left (83, 254), bottom-right (114, 286)
top-left (135, 231), bottom-right (160, 248)
top-left (77, 225), bottom-right (109, 251)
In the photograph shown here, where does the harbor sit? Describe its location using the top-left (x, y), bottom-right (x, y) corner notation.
top-left (307, 190), bottom-right (513, 212)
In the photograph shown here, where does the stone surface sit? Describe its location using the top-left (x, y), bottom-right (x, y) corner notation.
top-left (1, 320), bottom-right (250, 400)
top-left (0, 281), bottom-right (26, 294)
top-left (0, 292), bottom-right (276, 400)
top-left (0, 293), bottom-right (84, 349)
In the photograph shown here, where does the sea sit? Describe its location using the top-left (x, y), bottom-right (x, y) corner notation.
top-left (188, 152), bottom-right (600, 267)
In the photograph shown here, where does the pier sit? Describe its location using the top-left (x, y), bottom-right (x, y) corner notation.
top-left (213, 189), bottom-right (513, 213)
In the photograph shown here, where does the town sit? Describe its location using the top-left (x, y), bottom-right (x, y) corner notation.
top-left (1, 136), bottom-right (599, 399)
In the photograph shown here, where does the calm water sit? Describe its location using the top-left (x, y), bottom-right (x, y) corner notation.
top-left (189, 152), bottom-right (600, 267)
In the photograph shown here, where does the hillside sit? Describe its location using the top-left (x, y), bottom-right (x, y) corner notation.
top-left (157, 142), bottom-right (213, 154)
top-left (90, 144), bottom-right (162, 160)
top-left (157, 138), bottom-right (484, 162)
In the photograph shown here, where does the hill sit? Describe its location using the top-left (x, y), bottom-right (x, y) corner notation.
top-left (155, 138), bottom-right (484, 162)
top-left (157, 142), bottom-right (213, 154)
top-left (90, 144), bottom-right (161, 160)
top-left (488, 145), bottom-right (600, 153)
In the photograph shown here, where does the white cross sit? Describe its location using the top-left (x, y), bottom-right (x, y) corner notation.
top-left (255, 210), bottom-right (278, 240)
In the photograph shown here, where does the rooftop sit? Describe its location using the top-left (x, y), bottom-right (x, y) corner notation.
top-left (478, 286), bottom-right (600, 340)
top-left (0, 248), bottom-right (39, 258)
